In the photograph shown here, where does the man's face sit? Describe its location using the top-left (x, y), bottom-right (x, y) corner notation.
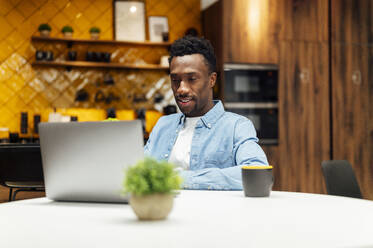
top-left (169, 54), bottom-right (216, 117)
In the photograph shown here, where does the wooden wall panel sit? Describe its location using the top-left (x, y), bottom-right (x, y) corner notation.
top-left (262, 146), bottom-right (281, 190)
top-left (279, 0), bottom-right (329, 42)
top-left (202, 0), bottom-right (223, 99)
top-left (332, 44), bottom-right (373, 199)
top-left (222, 0), bottom-right (281, 64)
top-left (278, 41), bottom-right (330, 193)
top-left (332, 0), bottom-right (373, 44)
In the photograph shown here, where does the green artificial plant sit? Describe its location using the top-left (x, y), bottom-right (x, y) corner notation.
top-left (61, 25), bottom-right (73, 33)
top-left (89, 27), bottom-right (101, 33)
top-left (123, 157), bottom-right (182, 196)
top-left (38, 23), bottom-right (51, 31)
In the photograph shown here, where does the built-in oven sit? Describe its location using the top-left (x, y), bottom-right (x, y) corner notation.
top-left (223, 64), bottom-right (278, 145)
top-left (223, 64), bottom-right (278, 102)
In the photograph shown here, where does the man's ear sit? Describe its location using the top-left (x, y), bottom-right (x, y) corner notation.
top-left (209, 72), bottom-right (217, 88)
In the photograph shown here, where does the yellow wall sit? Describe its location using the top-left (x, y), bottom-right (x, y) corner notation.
top-left (0, 0), bottom-right (201, 133)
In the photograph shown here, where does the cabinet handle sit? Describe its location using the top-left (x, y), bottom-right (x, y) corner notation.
top-left (299, 69), bottom-right (310, 84)
top-left (352, 70), bottom-right (361, 85)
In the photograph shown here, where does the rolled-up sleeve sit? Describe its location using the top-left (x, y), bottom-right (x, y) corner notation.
top-left (234, 118), bottom-right (268, 166)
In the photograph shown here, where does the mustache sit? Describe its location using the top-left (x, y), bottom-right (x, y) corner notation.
top-left (175, 94), bottom-right (194, 100)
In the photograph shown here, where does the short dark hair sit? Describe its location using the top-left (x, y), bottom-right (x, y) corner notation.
top-left (168, 36), bottom-right (217, 74)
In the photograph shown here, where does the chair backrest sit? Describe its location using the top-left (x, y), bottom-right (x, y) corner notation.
top-left (0, 144), bottom-right (44, 185)
top-left (321, 160), bottom-right (362, 199)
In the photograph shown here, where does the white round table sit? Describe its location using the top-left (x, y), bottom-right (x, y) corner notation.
top-left (1, 190), bottom-right (372, 248)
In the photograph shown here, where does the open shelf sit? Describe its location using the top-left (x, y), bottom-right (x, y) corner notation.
top-left (32, 61), bottom-right (169, 70)
top-left (31, 36), bottom-right (171, 47)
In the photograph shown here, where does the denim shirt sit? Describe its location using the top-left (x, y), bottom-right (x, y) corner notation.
top-left (144, 100), bottom-right (269, 190)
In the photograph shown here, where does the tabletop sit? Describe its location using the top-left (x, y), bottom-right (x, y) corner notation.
top-left (1, 190), bottom-right (373, 248)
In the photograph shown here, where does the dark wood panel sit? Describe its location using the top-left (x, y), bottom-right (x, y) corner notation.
top-left (332, 0), bottom-right (373, 44)
top-left (279, 0), bottom-right (329, 42)
top-left (278, 41), bottom-right (330, 193)
top-left (222, 0), bottom-right (280, 63)
top-left (202, 0), bottom-right (224, 99)
top-left (261, 146), bottom-right (281, 190)
top-left (332, 44), bottom-right (373, 200)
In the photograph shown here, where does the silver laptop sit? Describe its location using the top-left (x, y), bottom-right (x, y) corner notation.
top-left (39, 120), bottom-right (144, 203)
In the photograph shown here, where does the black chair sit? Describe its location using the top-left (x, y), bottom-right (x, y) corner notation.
top-left (321, 160), bottom-right (362, 199)
top-left (0, 144), bottom-right (45, 201)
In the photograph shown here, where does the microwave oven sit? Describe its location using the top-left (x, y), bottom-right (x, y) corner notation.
top-left (224, 106), bottom-right (278, 145)
top-left (223, 63), bottom-right (278, 102)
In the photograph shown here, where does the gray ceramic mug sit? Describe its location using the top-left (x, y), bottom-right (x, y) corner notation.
top-left (242, 166), bottom-right (274, 197)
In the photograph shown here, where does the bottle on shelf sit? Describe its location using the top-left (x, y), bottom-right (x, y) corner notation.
top-left (20, 112), bottom-right (30, 143)
top-left (33, 114), bottom-right (41, 143)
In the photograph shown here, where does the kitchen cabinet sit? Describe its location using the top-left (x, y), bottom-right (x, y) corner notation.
top-left (278, 41), bottom-right (330, 193)
top-left (332, 43), bottom-right (373, 199)
top-left (331, 0), bottom-right (373, 44)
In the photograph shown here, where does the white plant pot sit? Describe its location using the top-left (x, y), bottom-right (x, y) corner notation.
top-left (130, 193), bottom-right (174, 220)
top-left (63, 32), bottom-right (73, 38)
top-left (90, 32), bottom-right (100, 40)
top-left (40, 30), bottom-right (51, 37)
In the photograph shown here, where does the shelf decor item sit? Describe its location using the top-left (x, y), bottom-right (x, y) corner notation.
top-left (67, 51), bottom-right (77, 61)
top-left (114, 0), bottom-right (145, 41)
top-left (38, 23), bottom-right (51, 37)
top-left (122, 157), bottom-right (181, 220)
top-left (89, 27), bottom-right (101, 40)
top-left (61, 25), bottom-right (74, 38)
top-left (148, 16), bottom-right (169, 42)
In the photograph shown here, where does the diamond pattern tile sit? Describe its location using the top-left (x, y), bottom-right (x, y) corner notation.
top-left (5, 95), bottom-right (27, 113)
top-left (53, 0), bottom-right (70, 11)
top-left (63, 3), bottom-right (81, 22)
top-left (0, 83), bottom-right (14, 105)
top-left (0, 40), bottom-right (14, 62)
top-left (0, 0), bottom-right (201, 132)
top-left (18, 85), bottom-right (37, 104)
top-left (0, 16), bottom-right (14, 40)
top-left (6, 73), bottom-right (25, 92)
top-left (0, 0), bottom-right (15, 16)
top-left (0, 107), bottom-right (14, 127)
top-left (5, 7), bottom-right (25, 29)
top-left (16, 0), bottom-right (37, 19)
top-left (39, 1), bottom-right (60, 22)
top-left (6, 31), bottom-right (26, 51)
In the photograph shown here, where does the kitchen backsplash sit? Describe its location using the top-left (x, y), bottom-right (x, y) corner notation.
top-left (0, 0), bottom-right (201, 132)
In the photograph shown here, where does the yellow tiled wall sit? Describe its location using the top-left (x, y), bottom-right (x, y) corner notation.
top-left (0, 0), bottom-right (201, 133)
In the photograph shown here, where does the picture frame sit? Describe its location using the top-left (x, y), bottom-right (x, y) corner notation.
top-left (148, 16), bottom-right (169, 42)
top-left (113, 0), bottom-right (146, 41)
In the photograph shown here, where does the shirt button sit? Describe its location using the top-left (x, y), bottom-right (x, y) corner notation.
top-left (165, 154), bottom-right (169, 158)
top-left (207, 123), bottom-right (211, 128)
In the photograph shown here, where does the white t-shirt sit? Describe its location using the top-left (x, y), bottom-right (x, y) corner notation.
top-left (168, 117), bottom-right (200, 170)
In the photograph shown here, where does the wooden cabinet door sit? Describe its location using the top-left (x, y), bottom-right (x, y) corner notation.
top-left (332, 44), bottom-right (373, 199)
top-left (222, 0), bottom-right (281, 63)
top-left (280, 0), bottom-right (328, 42)
top-left (332, 0), bottom-right (373, 44)
top-left (202, 0), bottom-right (223, 99)
top-left (278, 41), bottom-right (330, 193)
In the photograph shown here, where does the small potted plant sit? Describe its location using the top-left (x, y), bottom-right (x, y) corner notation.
top-left (38, 23), bottom-right (51, 37)
top-left (61, 25), bottom-right (73, 38)
top-left (89, 27), bottom-right (101, 40)
top-left (123, 157), bottom-right (181, 221)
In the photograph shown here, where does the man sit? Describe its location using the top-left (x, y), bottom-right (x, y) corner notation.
top-left (144, 36), bottom-right (268, 190)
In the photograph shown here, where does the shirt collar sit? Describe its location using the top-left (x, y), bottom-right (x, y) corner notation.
top-left (178, 100), bottom-right (225, 129)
